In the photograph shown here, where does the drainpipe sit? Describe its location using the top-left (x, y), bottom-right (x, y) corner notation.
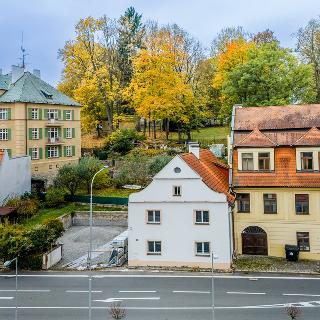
top-left (25, 103), bottom-right (28, 156)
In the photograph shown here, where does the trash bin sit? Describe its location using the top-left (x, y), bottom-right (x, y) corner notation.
top-left (285, 245), bottom-right (300, 262)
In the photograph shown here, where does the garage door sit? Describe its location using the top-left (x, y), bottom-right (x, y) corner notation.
top-left (242, 226), bottom-right (268, 255)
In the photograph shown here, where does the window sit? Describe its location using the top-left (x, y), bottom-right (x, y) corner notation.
top-left (173, 186), bottom-right (181, 196)
top-left (66, 146), bottom-right (72, 157)
top-left (31, 108), bottom-right (39, 120)
top-left (147, 210), bottom-right (161, 224)
top-left (295, 194), bottom-right (309, 215)
top-left (48, 146), bottom-right (59, 158)
top-left (242, 153), bottom-right (254, 171)
top-left (195, 210), bottom-right (209, 224)
top-left (237, 193), bottom-right (250, 213)
top-left (48, 109), bottom-right (58, 120)
top-left (147, 241), bottom-right (161, 255)
top-left (258, 152), bottom-right (270, 171)
top-left (48, 128), bottom-right (58, 139)
top-left (174, 167), bottom-right (181, 173)
top-left (297, 232), bottom-right (310, 251)
top-left (66, 128), bottom-right (72, 139)
top-left (0, 129), bottom-right (8, 140)
top-left (31, 148), bottom-right (39, 160)
top-left (32, 128), bottom-right (39, 140)
top-left (0, 109), bottom-right (8, 120)
top-left (195, 242), bottom-right (210, 256)
top-left (301, 152), bottom-right (313, 171)
top-left (263, 194), bottom-right (277, 214)
top-left (65, 110), bottom-right (71, 120)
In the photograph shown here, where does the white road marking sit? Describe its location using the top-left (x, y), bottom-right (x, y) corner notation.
top-left (227, 291), bottom-right (266, 295)
top-left (118, 290), bottom-right (157, 293)
top-left (283, 293), bottom-right (320, 297)
top-left (0, 297), bottom-right (14, 300)
top-left (66, 290), bottom-right (102, 293)
top-left (94, 297), bottom-right (160, 303)
top-left (173, 290), bottom-right (210, 294)
top-left (0, 306), bottom-right (212, 310)
top-left (0, 290), bottom-right (50, 293)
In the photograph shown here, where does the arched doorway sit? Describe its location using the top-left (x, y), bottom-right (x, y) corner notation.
top-left (242, 226), bottom-right (268, 255)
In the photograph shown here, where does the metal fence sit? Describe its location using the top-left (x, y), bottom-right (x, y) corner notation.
top-left (65, 195), bottom-right (128, 205)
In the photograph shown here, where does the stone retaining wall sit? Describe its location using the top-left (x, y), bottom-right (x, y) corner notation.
top-left (59, 211), bottom-right (128, 229)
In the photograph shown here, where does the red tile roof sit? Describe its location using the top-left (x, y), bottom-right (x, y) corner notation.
top-left (294, 127), bottom-right (320, 146)
top-left (234, 104), bottom-right (320, 130)
top-left (181, 149), bottom-right (234, 203)
top-left (236, 129), bottom-right (276, 147)
top-left (0, 150), bottom-right (4, 162)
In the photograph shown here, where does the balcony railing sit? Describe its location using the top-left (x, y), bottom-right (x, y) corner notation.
top-left (46, 118), bottom-right (64, 126)
top-left (46, 137), bottom-right (64, 145)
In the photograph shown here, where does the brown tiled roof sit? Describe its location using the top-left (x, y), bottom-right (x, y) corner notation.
top-left (233, 148), bottom-right (320, 188)
top-left (181, 149), bottom-right (234, 203)
top-left (0, 150), bottom-right (4, 162)
top-left (0, 207), bottom-right (16, 217)
top-left (236, 129), bottom-right (276, 147)
top-left (234, 104), bottom-right (320, 130)
top-left (294, 127), bottom-right (320, 146)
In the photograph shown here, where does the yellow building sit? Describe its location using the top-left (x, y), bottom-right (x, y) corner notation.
top-left (0, 66), bottom-right (81, 181)
top-left (229, 104), bottom-right (320, 260)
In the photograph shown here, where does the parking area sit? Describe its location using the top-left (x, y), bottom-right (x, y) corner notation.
top-left (56, 225), bottom-right (127, 268)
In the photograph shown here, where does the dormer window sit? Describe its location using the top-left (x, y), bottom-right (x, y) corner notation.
top-left (258, 152), bottom-right (270, 171)
top-left (242, 153), bottom-right (253, 171)
top-left (41, 90), bottom-right (53, 99)
top-left (301, 152), bottom-right (313, 171)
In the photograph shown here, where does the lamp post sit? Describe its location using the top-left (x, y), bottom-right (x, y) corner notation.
top-left (4, 257), bottom-right (18, 320)
top-left (88, 166), bottom-right (108, 320)
top-left (211, 252), bottom-right (218, 320)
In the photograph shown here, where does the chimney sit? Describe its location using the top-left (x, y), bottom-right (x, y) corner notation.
top-left (11, 65), bottom-right (24, 84)
top-left (33, 69), bottom-right (41, 78)
top-left (188, 143), bottom-right (200, 159)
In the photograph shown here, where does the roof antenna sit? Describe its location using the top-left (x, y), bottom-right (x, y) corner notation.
top-left (19, 32), bottom-right (28, 69)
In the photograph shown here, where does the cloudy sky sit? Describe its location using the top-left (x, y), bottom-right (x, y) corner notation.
top-left (1, 0), bottom-right (319, 85)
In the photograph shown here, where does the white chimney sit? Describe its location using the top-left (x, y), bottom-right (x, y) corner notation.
top-left (11, 65), bottom-right (24, 84)
top-left (33, 69), bottom-right (41, 78)
top-left (188, 143), bottom-right (200, 159)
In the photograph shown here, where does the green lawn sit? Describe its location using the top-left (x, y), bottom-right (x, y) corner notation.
top-left (76, 186), bottom-right (137, 197)
top-left (22, 203), bottom-right (126, 227)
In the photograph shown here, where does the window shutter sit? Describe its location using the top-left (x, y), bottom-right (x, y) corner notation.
top-left (63, 128), bottom-right (66, 139)
top-left (45, 147), bottom-right (48, 158)
top-left (63, 146), bottom-right (67, 157)
top-left (58, 110), bottom-right (62, 120)
top-left (58, 145), bottom-right (62, 157)
top-left (38, 109), bottom-right (42, 120)
top-left (72, 128), bottom-right (75, 138)
top-left (72, 110), bottom-right (75, 120)
top-left (44, 109), bottom-right (48, 119)
top-left (28, 108), bottom-right (32, 120)
top-left (44, 128), bottom-right (48, 138)
top-left (63, 110), bottom-right (66, 120)
top-left (29, 128), bottom-right (33, 140)
top-left (7, 108), bottom-right (11, 120)
top-left (58, 127), bottom-right (62, 138)
top-left (39, 128), bottom-right (43, 139)
top-left (6, 149), bottom-right (12, 158)
top-left (7, 129), bottom-right (11, 140)
top-left (29, 148), bottom-right (33, 158)
top-left (39, 147), bottom-right (43, 159)
top-left (72, 145), bottom-right (75, 157)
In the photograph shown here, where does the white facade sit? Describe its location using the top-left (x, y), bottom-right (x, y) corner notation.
top-left (128, 155), bottom-right (232, 269)
top-left (0, 151), bottom-right (31, 205)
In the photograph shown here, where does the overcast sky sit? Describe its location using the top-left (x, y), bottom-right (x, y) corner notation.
top-left (1, 0), bottom-right (319, 86)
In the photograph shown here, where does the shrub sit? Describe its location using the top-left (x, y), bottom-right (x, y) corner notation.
top-left (6, 197), bottom-right (40, 221)
top-left (93, 169), bottom-right (112, 190)
top-left (43, 218), bottom-right (64, 240)
top-left (148, 155), bottom-right (172, 176)
top-left (45, 187), bottom-right (66, 208)
top-left (54, 164), bottom-right (81, 196)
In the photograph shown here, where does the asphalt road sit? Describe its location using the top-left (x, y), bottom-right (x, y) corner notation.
top-left (0, 272), bottom-right (320, 320)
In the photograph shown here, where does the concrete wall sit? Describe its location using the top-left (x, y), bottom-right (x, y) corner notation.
top-left (42, 244), bottom-right (63, 270)
top-left (0, 152), bottom-right (31, 205)
top-left (128, 156), bottom-right (232, 269)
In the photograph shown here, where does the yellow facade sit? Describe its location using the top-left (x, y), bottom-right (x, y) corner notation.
top-left (234, 187), bottom-right (320, 260)
top-left (0, 102), bottom-right (81, 181)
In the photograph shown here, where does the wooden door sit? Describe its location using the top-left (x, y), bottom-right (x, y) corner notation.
top-left (242, 226), bottom-right (268, 255)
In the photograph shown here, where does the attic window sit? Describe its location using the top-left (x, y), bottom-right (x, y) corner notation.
top-left (174, 167), bottom-right (181, 173)
top-left (41, 90), bottom-right (53, 99)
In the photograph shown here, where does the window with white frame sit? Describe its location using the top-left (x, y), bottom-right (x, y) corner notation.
top-left (147, 210), bottom-right (161, 224)
top-left (0, 129), bottom-right (8, 140)
top-left (301, 152), bottom-right (313, 171)
top-left (239, 149), bottom-right (275, 171)
top-left (195, 242), bottom-right (210, 256)
top-left (66, 128), bottom-right (72, 139)
top-left (0, 109), bottom-right (8, 120)
top-left (173, 186), bottom-right (181, 196)
top-left (48, 109), bottom-right (58, 120)
top-left (66, 146), bottom-right (72, 157)
top-left (48, 128), bottom-right (58, 139)
top-left (32, 128), bottom-right (39, 140)
top-left (242, 153), bottom-right (254, 171)
top-left (31, 148), bottom-right (39, 160)
top-left (48, 146), bottom-right (59, 158)
top-left (195, 210), bottom-right (209, 224)
top-left (65, 110), bottom-right (71, 120)
top-left (31, 108), bottom-right (39, 120)
top-left (147, 241), bottom-right (161, 255)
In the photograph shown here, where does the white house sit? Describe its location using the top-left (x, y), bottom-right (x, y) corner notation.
top-left (128, 145), bottom-right (235, 270)
top-left (0, 150), bottom-right (31, 205)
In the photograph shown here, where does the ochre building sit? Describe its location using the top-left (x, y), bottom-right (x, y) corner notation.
top-left (229, 104), bottom-right (320, 260)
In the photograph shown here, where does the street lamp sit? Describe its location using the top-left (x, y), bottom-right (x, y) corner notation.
top-left (88, 165), bottom-right (109, 320)
top-left (211, 252), bottom-right (218, 320)
top-left (4, 257), bottom-right (18, 320)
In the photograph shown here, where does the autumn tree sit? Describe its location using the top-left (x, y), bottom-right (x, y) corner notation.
top-left (296, 17), bottom-right (320, 102)
top-left (253, 29), bottom-right (279, 45)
